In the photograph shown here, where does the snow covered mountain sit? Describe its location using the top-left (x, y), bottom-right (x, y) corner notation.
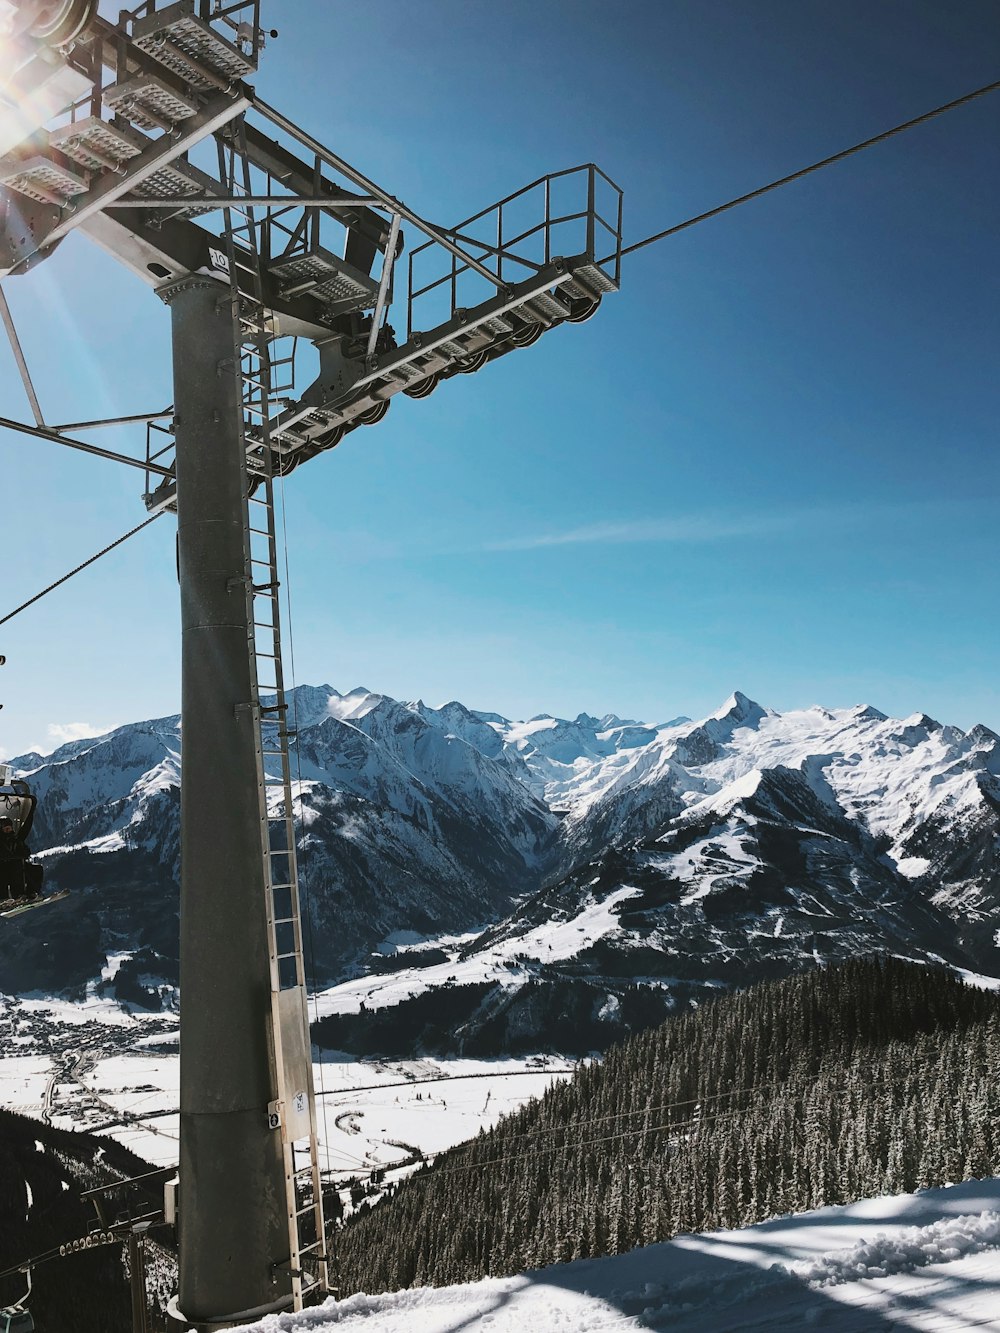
top-left (4, 686), bottom-right (999, 1041)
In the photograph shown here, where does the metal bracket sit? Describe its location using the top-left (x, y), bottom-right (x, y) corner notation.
top-left (366, 211), bottom-right (401, 363)
top-left (271, 1259), bottom-right (303, 1279)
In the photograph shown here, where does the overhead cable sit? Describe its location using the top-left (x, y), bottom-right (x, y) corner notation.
top-left (615, 76), bottom-right (1000, 261)
top-left (414, 1078), bottom-right (857, 1180)
top-left (0, 513), bottom-right (165, 629)
top-left (6, 79), bottom-right (998, 638)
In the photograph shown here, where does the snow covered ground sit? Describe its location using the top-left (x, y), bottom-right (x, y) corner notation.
top-left (310, 891), bottom-right (647, 1019)
top-left (239, 1177), bottom-right (1000, 1332)
top-left (109, 1056), bottom-right (565, 1175)
top-left (0, 1003), bottom-right (573, 1180)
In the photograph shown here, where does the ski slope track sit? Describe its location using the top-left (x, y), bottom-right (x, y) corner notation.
top-left (3, 687), bottom-right (999, 1050)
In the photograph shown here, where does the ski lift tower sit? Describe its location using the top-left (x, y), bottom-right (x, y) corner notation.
top-left (0, 2), bottom-right (622, 1327)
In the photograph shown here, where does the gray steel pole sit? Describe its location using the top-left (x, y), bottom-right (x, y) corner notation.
top-left (129, 1229), bottom-right (149, 1333)
top-left (160, 275), bottom-right (291, 1329)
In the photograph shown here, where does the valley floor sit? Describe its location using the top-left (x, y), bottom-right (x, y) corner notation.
top-left (241, 1178), bottom-right (1000, 1332)
top-left (0, 991), bottom-right (573, 1186)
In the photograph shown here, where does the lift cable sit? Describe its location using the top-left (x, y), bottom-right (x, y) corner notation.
top-left (275, 463), bottom-right (334, 1157)
top-left (4, 78), bottom-right (997, 634)
top-left (410, 1077), bottom-right (859, 1181)
top-left (611, 76), bottom-right (1000, 263)
top-left (0, 1212), bottom-right (165, 1284)
top-left (72, 1065), bottom-right (820, 1140)
top-left (0, 512), bottom-right (165, 629)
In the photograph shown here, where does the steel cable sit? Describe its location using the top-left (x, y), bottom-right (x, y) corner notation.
top-left (0, 512), bottom-right (165, 628)
top-left (610, 77), bottom-right (1000, 262)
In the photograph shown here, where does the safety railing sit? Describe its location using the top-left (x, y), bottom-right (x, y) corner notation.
top-left (406, 163), bottom-right (622, 339)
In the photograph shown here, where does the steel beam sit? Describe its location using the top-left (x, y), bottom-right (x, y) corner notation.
top-left (103, 195), bottom-right (380, 209)
top-left (161, 275), bottom-right (291, 1330)
top-left (52, 409), bottom-right (172, 432)
top-left (252, 94), bottom-right (508, 292)
top-left (0, 284), bottom-right (45, 425)
top-left (0, 411), bottom-right (172, 475)
top-left (45, 89), bottom-right (250, 247)
top-left (236, 120), bottom-right (387, 271)
top-left (366, 212), bottom-right (400, 362)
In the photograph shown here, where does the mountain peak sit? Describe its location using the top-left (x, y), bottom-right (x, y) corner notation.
top-left (966, 722), bottom-right (999, 745)
top-left (710, 691), bottom-right (767, 727)
top-left (850, 704), bottom-right (888, 723)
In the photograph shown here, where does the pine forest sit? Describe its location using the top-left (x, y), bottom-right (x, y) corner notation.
top-left (334, 957), bottom-right (1000, 1295)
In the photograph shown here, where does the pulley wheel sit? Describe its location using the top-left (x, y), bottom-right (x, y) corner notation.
top-left (511, 321), bottom-right (544, 349)
top-left (454, 349), bottom-right (489, 375)
top-left (15, 0), bottom-right (97, 44)
top-left (403, 373), bottom-right (440, 400)
top-left (567, 295), bottom-right (601, 324)
top-left (358, 400), bottom-right (389, 426)
top-left (317, 424), bottom-right (346, 451)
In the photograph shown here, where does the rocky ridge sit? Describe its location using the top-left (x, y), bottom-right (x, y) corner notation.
top-left (4, 686), bottom-right (999, 1051)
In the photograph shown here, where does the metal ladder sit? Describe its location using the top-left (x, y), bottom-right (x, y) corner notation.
top-left (217, 116), bottom-right (328, 1310)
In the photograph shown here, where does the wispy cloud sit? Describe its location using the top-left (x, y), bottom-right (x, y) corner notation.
top-left (481, 501), bottom-right (956, 553)
top-left (47, 721), bottom-right (109, 746)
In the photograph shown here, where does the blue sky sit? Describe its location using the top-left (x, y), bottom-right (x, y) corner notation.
top-left (1, 0), bottom-right (998, 757)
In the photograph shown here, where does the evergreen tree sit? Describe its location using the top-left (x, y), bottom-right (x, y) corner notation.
top-left (333, 957), bottom-right (1000, 1296)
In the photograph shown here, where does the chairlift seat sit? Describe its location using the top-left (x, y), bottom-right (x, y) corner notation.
top-left (0, 1307), bottom-right (35, 1333)
top-left (0, 784), bottom-right (34, 834)
top-left (0, 776), bottom-right (43, 904)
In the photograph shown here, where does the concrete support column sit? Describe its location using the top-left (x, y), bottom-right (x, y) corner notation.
top-left (160, 276), bottom-right (291, 1329)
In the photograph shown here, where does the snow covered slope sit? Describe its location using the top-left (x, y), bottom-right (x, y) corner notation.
top-left (239, 1176), bottom-right (1000, 1332)
top-left (5, 687), bottom-right (999, 1037)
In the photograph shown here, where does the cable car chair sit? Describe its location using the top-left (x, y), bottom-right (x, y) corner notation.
top-left (0, 1265), bottom-right (35, 1333)
top-left (0, 767), bottom-right (43, 902)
